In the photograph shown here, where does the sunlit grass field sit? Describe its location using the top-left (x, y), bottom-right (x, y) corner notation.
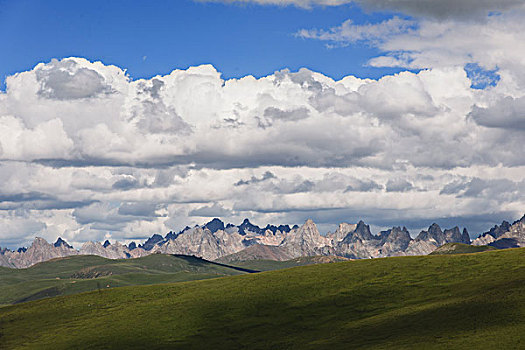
top-left (0, 254), bottom-right (249, 306)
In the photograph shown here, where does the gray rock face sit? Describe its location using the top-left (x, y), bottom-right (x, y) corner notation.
top-left (80, 241), bottom-right (146, 259)
top-left (416, 223), bottom-right (446, 246)
top-left (217, 244), bottom-right (293, 263)
top-left (0, 237), bottom-right (151, 268)
top-left (2, 214), bottom-right (524, 268)
top-left (1, 237), bottom-right (78, 268)
top-left (336, 221), bottom-right (379, 259)
top-left (472, 216), bottom-right (523, 247)
top-left (443, 227), bottom-right (471, 244)
top-left (403, 223), bottom-right (470, 255)
top-left (499, 219), bottom-right (525, 245)
top-left (474, 221), bottom-right (512, 243)
top-left (484, 215), bottom-right (525, 248)
top-left (472, 234), bottom-right (496, 246)
top-left (405, 238), bottom-right (441, 256)
top-left (140, 234), bottom-right (164, 251)
top-left (378, 227), bottom-right (412, 256)
top-left (461, 228), bottom-right (471, 244)
top-left (280, 219), bottom-right (331, 258)
top-left (326, 223), bottom-right (358, 245)
top-left (156, 227), bottom-right (243, 261)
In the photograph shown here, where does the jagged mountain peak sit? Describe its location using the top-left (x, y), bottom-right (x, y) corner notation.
top-left (417, 223), bottom-right (443, 243)
top-left (444, 226), bottom-right (470, 244)
top-left (29, 237), bottom-right (56, 251)
top-left (54, 237), bottom-right (73, 249)
top-left (32, 237), bottom-right (49, 245)
top-left (284, 219), bottom-right (319, 238)
top-left (303, 218), bottom-right (316, 227)
top-left (328, 222), bottom-right (358, 243)
top-left (338, 222), bottom-right (355, 230)
top-left (491, 221), bottom-right (511, 237)
top-left (461, 228), bottom-right (471, 243)
top-left (514, 214), bottom-right (525, 225)
top-left (264, 224), bottom-right (291, 234)
top-left (165, 231), bottom-right (179, 241)
top-left (428, 223), bottom-right (442, 233)
top-left (352, 220), bottom-right (375, 241)
top-left (280, 219), bottom-right (331, 257)
top-left (81, 241), bottom-right (102, 248)
top-left (376, 226), bottom-right (412, 254)
top-left (382, 226), bottom-right (410, 237)
top-left (238, 218), bottom-right (262, 235)
top-left (474, 219), bottom-right (512, 244)
top-left (204, 218), bottom-right (225, 233)
top-left (140, 234), bottom-right (164, 251)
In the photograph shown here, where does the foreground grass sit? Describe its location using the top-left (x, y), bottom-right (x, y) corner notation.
top-left (0, 254), bottom-right (248, 305)
top-left (0, 248), bottom-right (524, 349)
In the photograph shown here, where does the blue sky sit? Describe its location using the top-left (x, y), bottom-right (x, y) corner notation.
top-left (0, 0), bottom-right (406, 89)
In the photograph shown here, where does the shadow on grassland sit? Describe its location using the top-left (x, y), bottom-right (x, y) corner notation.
top-left (13, 287), bottom-right (63, 304)
top-left (171, 281), bottom-right (523, 349)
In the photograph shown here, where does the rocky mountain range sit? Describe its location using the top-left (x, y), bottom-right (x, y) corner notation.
top-left (472, 216), bottom-right (525, 248)
top-left (1, 215), bottom-right (524, 268)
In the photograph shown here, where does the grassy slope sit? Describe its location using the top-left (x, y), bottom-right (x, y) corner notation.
top-left (229, 255), bottom-right (349, 271)
top-left (0, 248), bottom-right (524, 349)
top-left (0, 254), bottom-right (248, 305)
top-left (430, 243), bottom-right (497, 255)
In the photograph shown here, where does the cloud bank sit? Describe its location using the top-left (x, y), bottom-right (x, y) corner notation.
top-left (0, 51), bottom-right (524, 248)
top-left (200, 0), bottom-right (524, 19)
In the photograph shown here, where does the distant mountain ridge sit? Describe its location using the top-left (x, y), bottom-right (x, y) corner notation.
top-left (472, 215), bottom-right (525, 248)
top-left (1, 214), bottom-right (524, 268)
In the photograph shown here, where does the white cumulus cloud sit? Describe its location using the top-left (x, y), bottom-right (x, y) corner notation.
top-left (0, 55), bottom-right (524, 248)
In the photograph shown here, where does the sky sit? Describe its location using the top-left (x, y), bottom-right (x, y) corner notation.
top-left (0, 0), bottom-right (524, 248)
top-left (0, 0), bottom-right (404, 88)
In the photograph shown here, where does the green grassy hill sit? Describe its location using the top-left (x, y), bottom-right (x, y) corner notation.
top-left (0, 254), bottom-right (252, 306)
top-left (429, 242), bottom-right (497, 255)
top-left (1, 248), bottom-right (524, 349)
top-left (228, 255), bottom-right (349, 271)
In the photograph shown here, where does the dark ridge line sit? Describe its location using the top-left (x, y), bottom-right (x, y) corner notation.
top-left (168, 254), bottom-right (260, 273)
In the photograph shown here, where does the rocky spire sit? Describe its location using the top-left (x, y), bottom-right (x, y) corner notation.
top-left (327, 222), bottom-right (357, 244)
top-left (54, 237), bottom-right (73, 249)
top-left (416, 223), bottom-right (446, 245)
top-left (238, 218), bottom-right (262, 235)
top-left (140, 234), bottom-right (164, 251)
top-left (443, 226), bottom-right (470, 244)
top-left (461, 228), bottom-right (470, 244)
top-left (341, 220), bottom-right (375, 243)
top-left (204, 218), bottom-right (225, 233)
top-left (280, 219), bottom-right (330, 258)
